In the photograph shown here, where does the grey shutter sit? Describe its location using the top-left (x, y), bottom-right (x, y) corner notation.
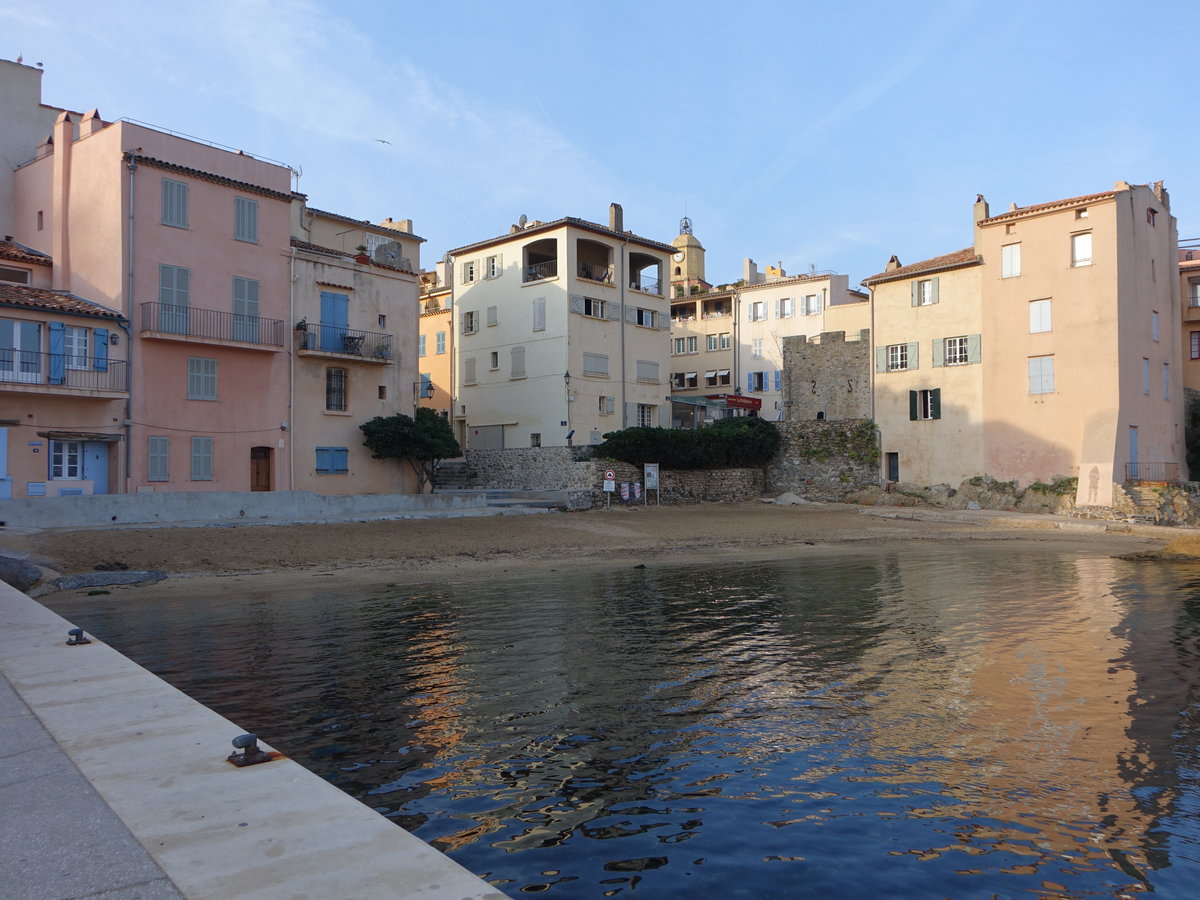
top-left (875, 346), bottom-right (888, 373)
top-left (625, 305), bottom-right (637, 324)
top-left (658, 311), bottom-right (670, 330)
top-left (910, 282), bottom-right (919, 307)
top-left (569, 294), bottom-right (585, 315)
top-left (932, 339), bottom-right (944, 367)
top-left (906, 341), bottom-right (919, 369)
top-left (967, 333), bottom-right (981, 364)
top-left (625, 402), bottom-right (637, 428)
top-left (607, 302), bottom-right (621, 321)
top-left (930, 277), bottom-right (940, 305)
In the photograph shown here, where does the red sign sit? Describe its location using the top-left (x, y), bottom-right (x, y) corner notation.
top-left (709, 393), bottom-right (762, 411)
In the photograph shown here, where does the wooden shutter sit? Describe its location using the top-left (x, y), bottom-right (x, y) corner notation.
top-left (910, 282), bottom-right (919, 307)
top-left (569, 294), bottom-right (585, 315)
top-left (906, 342), bottom-right (919, 369)
top-left (93, 328), bottom-right (109, 371)
top-left (967, 334), bottom-right (981, 364)
top-left (875, 346), bottom-right (888, 373)
top-left (930, 388), bottom-right (941, 419)
top-left (930, 278), bottom-right (940, 304)
top-left (932, 338), bottom-right (944, 367)
top-left (908, 390), bottom-right (918, 421)
top-left (774, 370), bottom-right (782, 391)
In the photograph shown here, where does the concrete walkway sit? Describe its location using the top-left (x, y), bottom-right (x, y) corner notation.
top-left (0, 582), bottom-right (508, 900)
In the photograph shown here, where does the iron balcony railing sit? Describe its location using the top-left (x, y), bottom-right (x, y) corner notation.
top-left (578, 261), bottom-right (613, 283)
top-left (1126, 461), bottom-right (1181, 483)
top-left (141, 302), bottom-right (285, 347)
top-left (524, 260), bottom-right (558, 282)
top-left (0, 349), bottom-right (127, 392)
top-left (297, 324), bottom-right (394, 361)
top-left (630, 274), bottom-right (662, 294)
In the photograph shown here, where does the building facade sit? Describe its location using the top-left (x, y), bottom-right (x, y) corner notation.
top-left (450, 204), bottom-right (673, 449)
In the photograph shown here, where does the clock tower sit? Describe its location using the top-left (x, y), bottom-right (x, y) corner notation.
top-left (669, 217), bottom-right (707, 294)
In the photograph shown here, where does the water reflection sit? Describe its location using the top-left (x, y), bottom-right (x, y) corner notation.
top-left (49, 548), bottom-right (1200, 898)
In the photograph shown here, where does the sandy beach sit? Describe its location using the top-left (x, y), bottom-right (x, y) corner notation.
top-left (5, 501), bottom-right (1170, 601)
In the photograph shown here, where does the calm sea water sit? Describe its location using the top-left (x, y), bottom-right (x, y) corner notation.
top-left (48, 547), bottom-right (1200, 898)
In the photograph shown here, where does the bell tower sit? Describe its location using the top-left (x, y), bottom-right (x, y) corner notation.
top-left (670, 217), bottom-right (707, 294)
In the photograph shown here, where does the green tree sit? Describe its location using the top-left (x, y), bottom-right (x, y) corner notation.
top-left (360, 408), bottom-right (461, 493)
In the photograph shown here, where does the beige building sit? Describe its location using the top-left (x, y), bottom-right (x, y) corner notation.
top-left (1180, 243), bottom-right (1200, 395)
top-left (417, 261), bottom-right (453, 417)
top-left (866, 183), bottom-right (1183, 506)
top-left (449, 204), bottom-right (673, 449)
top-left (289, 203), bottom-right (422, 493)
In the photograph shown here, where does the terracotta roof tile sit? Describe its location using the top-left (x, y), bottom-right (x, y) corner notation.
top-left (0, 284), bottom-right (125, 320)
top-left (450, 216), bottom-right (676, 256)
top-left (979, 191), bottom-right (1116, 225)
top-left (289, 237), bottom-right (417, 275)
top-left (127, 153), bottom-right (293, 202)
top-left (863, 248), bottom-right (982, 285)
top-left (0, 240), bottom-right (52, 267)
top-left (306, 207), bottom-right (425, 242)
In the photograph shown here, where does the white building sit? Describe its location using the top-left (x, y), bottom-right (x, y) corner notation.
top-left (450, 204), bottom-right (674, 449)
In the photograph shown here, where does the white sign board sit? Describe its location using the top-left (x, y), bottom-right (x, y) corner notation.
top-left (644, 463), bottom-right (659, 490)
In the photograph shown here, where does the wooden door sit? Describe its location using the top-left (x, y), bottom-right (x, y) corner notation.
top-left (250, 446), bottom-right (272, 491)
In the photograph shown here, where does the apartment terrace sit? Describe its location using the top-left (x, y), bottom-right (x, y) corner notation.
top-left (140, 302), bottom-right (285, 350)
top-left (0, 350), bottom-right (126, 396)
top-left (296, 324), bottom-right (394, 363)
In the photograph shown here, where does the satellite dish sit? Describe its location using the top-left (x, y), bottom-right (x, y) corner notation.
top-left (518, 214), bottom-right (527, 227)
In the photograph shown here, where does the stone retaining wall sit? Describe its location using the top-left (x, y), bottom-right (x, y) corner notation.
top-left (765, 420), bottom-right (880, 499)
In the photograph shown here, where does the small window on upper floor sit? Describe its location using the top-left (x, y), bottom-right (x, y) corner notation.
top-left (0, 266), bottom-right (30, 284)
top-left (234, 197), bottom-right (258, 243)
top-left (1147, 208), bottom-right (1158, 226)
top-left (1075, 208), bottom-right (1088, 219)
top-left (1071, 232), bottom-right (1092, 267)
top-left (1001, 243), bottom-right (1021, 278)
top-left (162, 179), bottom-right (189, 228)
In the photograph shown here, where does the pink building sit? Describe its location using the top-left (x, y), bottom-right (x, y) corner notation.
top-left (10, 108), bottom-right (294, 494)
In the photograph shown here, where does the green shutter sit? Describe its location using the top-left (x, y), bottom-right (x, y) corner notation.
top-left (908, 390), bottom-right (918, 420)
top-left (967, 334), bottom-right (981, 364)
top-left (931, 388), bottom-right (941, 419)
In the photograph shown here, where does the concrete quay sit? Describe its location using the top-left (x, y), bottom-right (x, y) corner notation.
top-left (0, 581), bottom-right (507, 900)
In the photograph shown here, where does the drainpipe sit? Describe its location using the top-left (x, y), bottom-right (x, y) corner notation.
top-left (867, 282), bottom-right (882, 483)
top-left (124, 148), bottom-right (140, 493)
top-left (618, 237), bottom-right (629, 427)
top-left (288, 242), bottom-right (296, 490)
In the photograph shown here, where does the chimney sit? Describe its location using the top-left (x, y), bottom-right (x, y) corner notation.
top-left (973, 194), bottom-right (990, 248)
top-left (51, 111), bottom-right (73, 291)
top-left (885, 255), bottom-right (901, 272)
top-left (80, 108), bottom-right (104, 137)
top-left (609, 202), bottom-right (623, 232)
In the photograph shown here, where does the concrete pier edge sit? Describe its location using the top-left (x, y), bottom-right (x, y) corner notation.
top-left (0, 581), bottom-right (507, 900)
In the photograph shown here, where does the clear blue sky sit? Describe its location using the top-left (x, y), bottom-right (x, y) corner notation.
top-left (5, 0), bottom-right (1195, 286)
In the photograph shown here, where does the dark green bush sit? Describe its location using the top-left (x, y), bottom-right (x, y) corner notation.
top-left (596, 418), bottom-right (780, 469)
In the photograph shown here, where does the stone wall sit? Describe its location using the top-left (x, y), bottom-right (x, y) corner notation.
top-left (781, 330), bottom-right (871, 422)
top-left (465, 447), bottom-right (594, 491)
top-left (766, 420), bottom-right (880, 499)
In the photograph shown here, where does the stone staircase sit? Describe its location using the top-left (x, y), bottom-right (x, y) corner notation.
top-left (432, 460), bottom-right (477, 491)
top-left (1124, 484), bottom-right (1162, 523)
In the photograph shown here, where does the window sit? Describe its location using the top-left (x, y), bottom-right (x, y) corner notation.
top-left (462, 311), bottom-right (478, 334)
top-left (943, 336), bottom-right (969, 366)
top-left (486, 255), bottom-right (501, 278)
top-left (887, 343), bottom-right (910, 371)
top-left (234, 197), bottom-right (258, 242)
top-left (50, 440), bottom-right (81, 479)
top-left (462, 261), bottom-right (477, 283)
top-left (748, 371), bottom-right (768, 392)
top-left (1029, 299), bottom-right (1052, 333)
top-left (511, 346), bottom-right (525, 378)
top-left (719, 332), bottom-right (731, 350)
top-left (752, 338), bottom-right (763, 359)
top-left (486, 305), bottom-right (498, 327)
top-left (530, 433), bottom-right (541, 447)
top-left (378, 314), bottom-right (387, 328)
top-left (1152, 311), bottom-right (1160, 342)
top-left (1188, 280), bottom-right (1200, 308)
top-left (326, 367), bottom-right (347, 411)
top-left (706, 369), bottom-right (731, 387)
top-left (673, 337), bottom-right (687, 355)
top-left (1076, 208), bottom-right (1088, 219)
top-left (1028, 356), bottom-right (1055, 394)
top-left (673, 372), bottom-right (698, 389)
top-left (583, 296), bottom-right (607, 318)
top-left (671, 371), bottom-right (686, 389)
top-left (1142, 358), bottom-right (1151, 394)
top-left (583, 352), bottom-right (609, 376)
top-left (315, 447), bottom-right (349, 474)
top-left (1001, 243), bottom-right (1021, 278)
top-left (1190, 331), bottom-right (1200, 360)
top-left (489, 350), bottom-right (499, 370)
top-left (686, 336), bottom-right (698, 353)
top-left (1071, 232), bottom-right (1092, 267)
top-left (635, 307), bottom-right (656, 327)
top-left (532, 298), bottom-right (546, 332)
top-left (706, 334), bottom-right (718, 351)
top-left (1164, 364), bottom-right (1170, 401)
top-left (419, 334), bottom-right (427, 357)
top-left (63, 326), bottom-right (89, 369)
top-left (436, 331), bottom-right (447, 354)
top-left (749, 301), bottom-right (766, 321)
top-left (36, 210), bottom-right (43, 231)
top-left (158, 264), bottom-right (190, 333)
top-left (187, 357), bottom-right (217, 400)
top-left (162, 178), bottom-right (188, 228)
top-left (1147, 207), bottom-right (1158, 226)
top-left (802, 294), bottom-right (821, 315)
top-left (636, 404), bottom-right (657, 427)
top-left (0, 318), bottom-right (41, 382)
top-left (910, 388), bottom-right (941, 420)
top-left (232, 276), bottom-right (260, 342)
top-left (147, 436), bottom-right (169, 482)
top-left (0, 266), bottom-right (30, 284)
top-left (379, 385), bottom-right (387, 400)
top-left (463, 356), bottom-right (477, 385)
top-left (636, 360), bottom-right (659, 383)
top-left (598, 395), bottom-right (615, 415)
top-left (190, 436), bottom-right (213, 481)
top-left (913, 278), bottom-right (938, 306)
top-left (777, 297), bottom-right (795, 318)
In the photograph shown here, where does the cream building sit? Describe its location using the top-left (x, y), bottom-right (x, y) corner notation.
top-left (417, 260), bottom-right (453, 418)
top-left (866, 183), bottom-right (1183, 506)
top-left (449, 204), bottom-right (673, 449)
top-left (288, 203), bottom-right (422, 494)
top-left (1180, 243), bottom-right (1200, 395)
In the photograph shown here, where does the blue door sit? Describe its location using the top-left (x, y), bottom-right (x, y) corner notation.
top-left (1128, 426), bottom-right (1139, 481)
top-left (320, 292), bottom-right (349, 352)
top-left (84, 441), bottom-right (108, 495)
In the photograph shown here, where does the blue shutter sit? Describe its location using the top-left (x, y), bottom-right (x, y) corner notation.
top-left (93, 328), bottom-right (109, 371)
top-left (315, 448), bottom-right (331, 473)
top-left (774, 370), bottom-right (782, 391)
top-left (747, 372), bottom-right (755, 393)
top-left (334, 448), bottom-right (349, 473)
top-left (48, 321), bottom-right (65, 385)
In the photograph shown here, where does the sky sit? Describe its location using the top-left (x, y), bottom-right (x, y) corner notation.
top-left (4, 0), bottom-right (1196, 287)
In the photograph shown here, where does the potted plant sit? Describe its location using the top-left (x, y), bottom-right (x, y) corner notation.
top-left (354, 244), bottom-right (370, 264)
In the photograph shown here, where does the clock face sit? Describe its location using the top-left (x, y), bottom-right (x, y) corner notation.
top-left (673, 252), bottom-right (685, 262)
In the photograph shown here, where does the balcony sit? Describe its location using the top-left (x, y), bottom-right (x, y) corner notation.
top-left (141, 302), bottom-right (285, 349)
top-left (1125, 461), bottom-right (1181, 484)
top-left (629, 274), bottom-right (662, 295)
top-left (0, 350), bottom-right (126, 396)
top-left (578, 260), bottom-right (613, 284)
top-left (297, 324), bottom-right (394, 363)
top-left (525, 260), bottom-right (558, 283)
